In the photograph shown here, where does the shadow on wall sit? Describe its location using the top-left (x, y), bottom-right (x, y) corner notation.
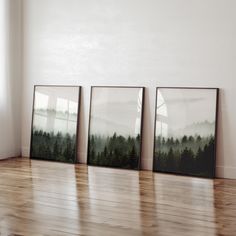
top-left (77, 87), bottom-right (90, 164)
top-left (216, 90), bottom-right (228, 177)
top-left (140, 87), bottom-right (155, 170)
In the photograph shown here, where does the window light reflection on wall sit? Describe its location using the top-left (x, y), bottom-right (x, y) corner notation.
top-left (0, 0), bottom-right (6, 110)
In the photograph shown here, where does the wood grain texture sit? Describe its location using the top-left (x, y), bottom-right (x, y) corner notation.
top-left (0, 157), bottom-right (235, 236)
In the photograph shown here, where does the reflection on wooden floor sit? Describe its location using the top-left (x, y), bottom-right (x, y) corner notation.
top-left (0, 158), bottom-right (235, 235)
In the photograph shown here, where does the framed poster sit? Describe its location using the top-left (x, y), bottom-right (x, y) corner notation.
top-left (87, 86), bottom-right (145, 170)
top-left (30, 85), bottom-right (81, 163)
top-left (153, 87), bottom-right (219, 178)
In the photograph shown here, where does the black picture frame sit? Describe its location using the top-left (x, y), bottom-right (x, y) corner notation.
top-left (87, 86), bottom-right (145, 170)
top-left (153, 87), bottom-right (219, 178)
top-left (30, 85), bottom-right (81, 164)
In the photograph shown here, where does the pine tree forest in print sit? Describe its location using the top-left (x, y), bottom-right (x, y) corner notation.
top-left (153, 88), bottom-right (218, 178)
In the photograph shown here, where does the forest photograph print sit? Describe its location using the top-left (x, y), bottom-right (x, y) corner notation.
top-left (153, 88), bottom-right (218, 178)
top-left (30, 86), bottom-right (80, 163)
top-left (88, 86), bottom-right (144, 170)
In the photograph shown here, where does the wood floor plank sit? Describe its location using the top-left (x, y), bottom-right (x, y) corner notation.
top-left (0, 157), bottom-right (236, 235)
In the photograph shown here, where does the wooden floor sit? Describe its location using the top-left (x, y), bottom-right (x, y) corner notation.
top-left (0, 158), bottom-right (236, 236)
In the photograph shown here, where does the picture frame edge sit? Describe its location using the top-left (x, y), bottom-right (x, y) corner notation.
top-left (153, 86), bottom-right (219, 179)
top-left (87, 86), bottom-right (145, 171)
top-left (30, 85), bottom-right (81, 164)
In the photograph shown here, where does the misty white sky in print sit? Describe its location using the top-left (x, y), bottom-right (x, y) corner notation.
top-left (90, 87), bottom-right (143, 137)
top-left (156, 88), bottom-right (217, 138)
top-left (33, 86), bottom-right (80, 135)
top-left (35, 86), bottom-right (79, 112)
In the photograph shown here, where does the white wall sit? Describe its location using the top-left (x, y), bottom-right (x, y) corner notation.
top-left (0, 0), bottom-right (22, 159)
top-left (22, 0), bottom-right (236, 178)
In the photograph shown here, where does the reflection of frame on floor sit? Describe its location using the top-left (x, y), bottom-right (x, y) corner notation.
top-left (153, 87), bottom-right (219, 178)
top-left (87, 86), bottom-right (145, 170)
top-left (30, 85), bottom-right (81, 164)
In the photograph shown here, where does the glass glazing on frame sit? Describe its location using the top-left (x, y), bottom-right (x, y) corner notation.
top-left (88, 87), bottom-right (144, 170)
top-left (153, 88), bottom-right (218, 178)
top-left (30, 86), bottom-right (80, 163)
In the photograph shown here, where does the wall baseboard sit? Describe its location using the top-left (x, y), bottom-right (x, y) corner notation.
top-left (77, 151), bottom-right (87, 164)
top-left (215, 166), bottom-right (236, 179)
top-left (0, 150), bottom-right (21, 160)
top-left (21, 146), bottom-right (236, 179)
top-left (21, 146), bottom-right (30, 157)
top-left (141, 157), bottom-right (153, 170)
